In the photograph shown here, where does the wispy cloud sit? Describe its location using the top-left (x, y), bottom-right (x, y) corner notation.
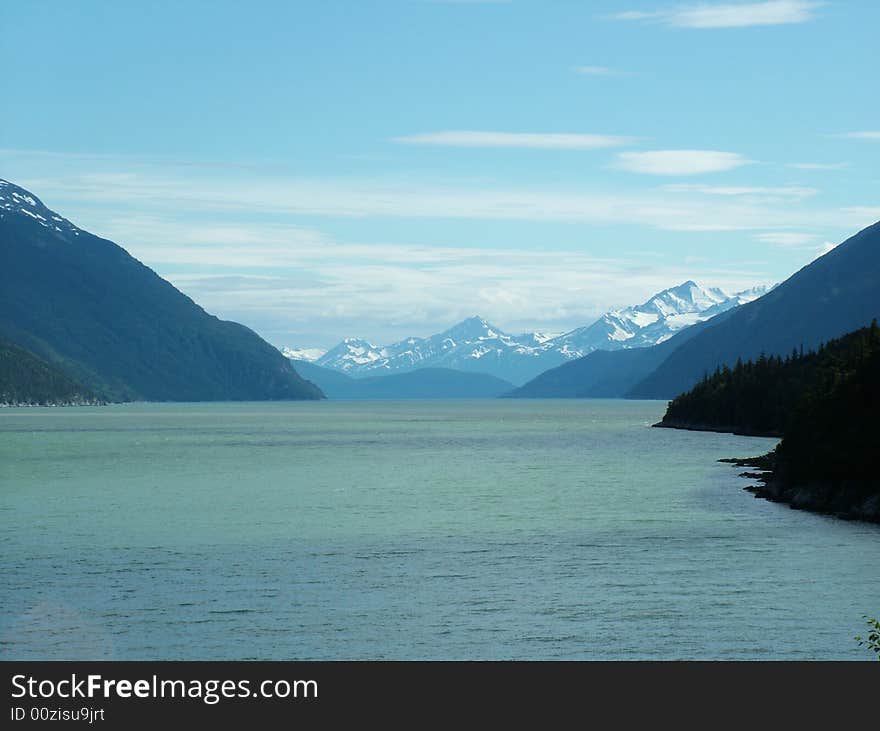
top-left (4, 150), bottom-right (861, 235)
top-left (14, 172), bottom-right (819, 232)
top-left (611, 1), bottom-right (822, 29)
top-left (151, 237), bottom-right (769, 347)
top-left (842, 206), bottom-right (880, 221)
top-left (787, 161), bottom-right (848, 170)
top-left (615, 150), bottom-right (753, 176)
top-left (394, 130), bottom-right (633, 150)
top-left (573, 65), bottom-right (629, 76)
top-left (614, 11), bottom-right (661, 21)
top-left (664, 183), bottom-right (817, 199)
top-left (80, 211), bottom-right (771, 347)
top-left (4, 148), bottom-right (865, 347)
top-left (754, 231), bottom-right (817, 247)
top-left (752, 230), bottom-right (846, 266)
top-left (426, 0), bottom-right (511, 4)
top-left (835, 131), bottom-right (880, 141)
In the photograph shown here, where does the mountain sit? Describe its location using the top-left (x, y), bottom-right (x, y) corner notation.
top-left (290, 360), bottom-right (514, 399)
top-left (656, 322), bottom-right (880, 437)
top-left (0, 336), bottom-right (103, 406)
top-left (306, 282), bottom-right (765, 386)
top-left (281, 346), bottom-right (326, 362)
top-left (657, 323), bottom-right (880, 523)
top-left (505, 309), bottom-right (735, 399)
top-left (312, 317), bottom-right (558, 386)
top-left (0, 179), bottom-right (324, 402)
top-left (550, 281), bottom-right (767, 355)
top-left (629, 221), bottom-right (880, 399)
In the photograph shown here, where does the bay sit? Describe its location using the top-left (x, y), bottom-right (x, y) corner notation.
top-left (1, 400), bottom-right (877, 660)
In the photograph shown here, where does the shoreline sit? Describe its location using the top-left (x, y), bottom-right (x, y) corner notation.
top-left (652, 419), bottom-right (782, 438)
top-left (657, 423), bottom-right (880, 525)
top-left (0, 399), bottom-right (107, 408)
top-left (721, 455), bottom-right (880, 525)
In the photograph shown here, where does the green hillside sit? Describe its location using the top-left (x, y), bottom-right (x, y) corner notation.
top-left (1, 179), bottom-right (323, 402)
top-left (0, 337), bottom-right (102, 406)
top-left (658, 322), bottom-right (880, 522)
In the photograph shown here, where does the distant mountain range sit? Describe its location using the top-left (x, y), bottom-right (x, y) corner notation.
top-left (0, 179), bottom-right (324, 402)
top-left (286, 281), bottom-right (769, 386)
top-left (509, 220), bottom-right (880, 400)
top-left (6, 176), bottom-right (876, 407)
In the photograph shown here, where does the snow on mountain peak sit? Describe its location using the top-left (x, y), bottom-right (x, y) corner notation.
top-left (284, 280), bottom-right (770, 385)
top-left (638, 281), bottom-right (730, 318)
top-left (281, 347), bottom-right (327, 362)
top-left (0, 179), bottom-right (81, 236)
top-left (440, 315), bottom-right (500, 341)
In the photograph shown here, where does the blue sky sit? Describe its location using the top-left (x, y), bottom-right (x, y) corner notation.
top-left (1, 0), bottom-right (878, 348)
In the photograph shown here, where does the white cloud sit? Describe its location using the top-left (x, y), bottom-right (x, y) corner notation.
top-left (754, 231), bottom-right (817, 247)
top-left (18, 174), bottom-right (809, 232)
top-left (664, 184), bottom-right (817, 199)
top-left (7, 148), bottom-right (867, 347)
top-left (153, 237), bottom-right (769, 348)
top-left (10, 148), bottom-right (871, 240)
top-left (835, 131), bottom-right (880, 141)
top-left (842, 206), bottom-right (880, 217)
top-left (394, 130), bottom-right (632, 150)
top-left (615, 150), bottom-right (753, 176)
top-left (5, 155), bottom-right (863, 237)
top-left (612, 1), bottom-right (821, 28)
top-left (787, 161), bottom-right (848, 170)
top-left (614, 11), bottom-right (662, 21)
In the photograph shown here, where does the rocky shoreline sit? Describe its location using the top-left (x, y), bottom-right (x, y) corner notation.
top-left (655, 419), bottom-right (879, 524)
top-left (719, 454), bottom-right (880, 525)
top-left (653, 419), bottom-right (782, 438)
top-left (0, 397), bottom-right (106, 408)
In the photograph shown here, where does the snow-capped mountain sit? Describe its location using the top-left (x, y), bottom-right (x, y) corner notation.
top-left (284, 281), bottom-right (770, 386)
top-left (280, 346), bottom-right (326, 362)
top-left (0, 180), bottom-right (82, 236)
top-left (553, 280), bottom-right (770, 354)
top-left (312, 317), bottom-right (550, 384)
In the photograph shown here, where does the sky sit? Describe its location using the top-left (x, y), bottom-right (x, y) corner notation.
top-left (1, 0), bottom-right (878, 349)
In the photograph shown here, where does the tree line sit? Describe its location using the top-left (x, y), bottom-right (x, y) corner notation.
top-left (660, 320), bottom-right (879, 519)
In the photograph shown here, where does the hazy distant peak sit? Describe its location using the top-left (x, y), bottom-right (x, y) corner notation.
top-left (315, 338), bottom-right (384, 369)
top-left (637, 281), bottom-right (730, 317)
top-left (341, 336), bottom-right (377, 347)
top-left (733, 284), bottom-right (775, 299)
top-left (295, 279), bottom-right (767, 385)
top-left (440, 315), bottom-right (505, 341)
top-left (281, 347), bottom-right (327, 362)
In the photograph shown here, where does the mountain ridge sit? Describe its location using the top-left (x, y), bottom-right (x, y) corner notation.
top-left (0, 178), bottom-right (324, 402)
top-left (288, 281), bottom-right (767, 386)
top-left (509, 220), bottom-right (880, 400)
top-left (628, 220), bottom-right (880, 399)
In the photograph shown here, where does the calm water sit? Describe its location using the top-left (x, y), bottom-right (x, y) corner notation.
top-left (1, 400), bottom-right (877, 660)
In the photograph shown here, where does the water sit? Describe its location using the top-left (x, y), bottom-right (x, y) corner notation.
top-left (1, 400), bottom-right (877, 660)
